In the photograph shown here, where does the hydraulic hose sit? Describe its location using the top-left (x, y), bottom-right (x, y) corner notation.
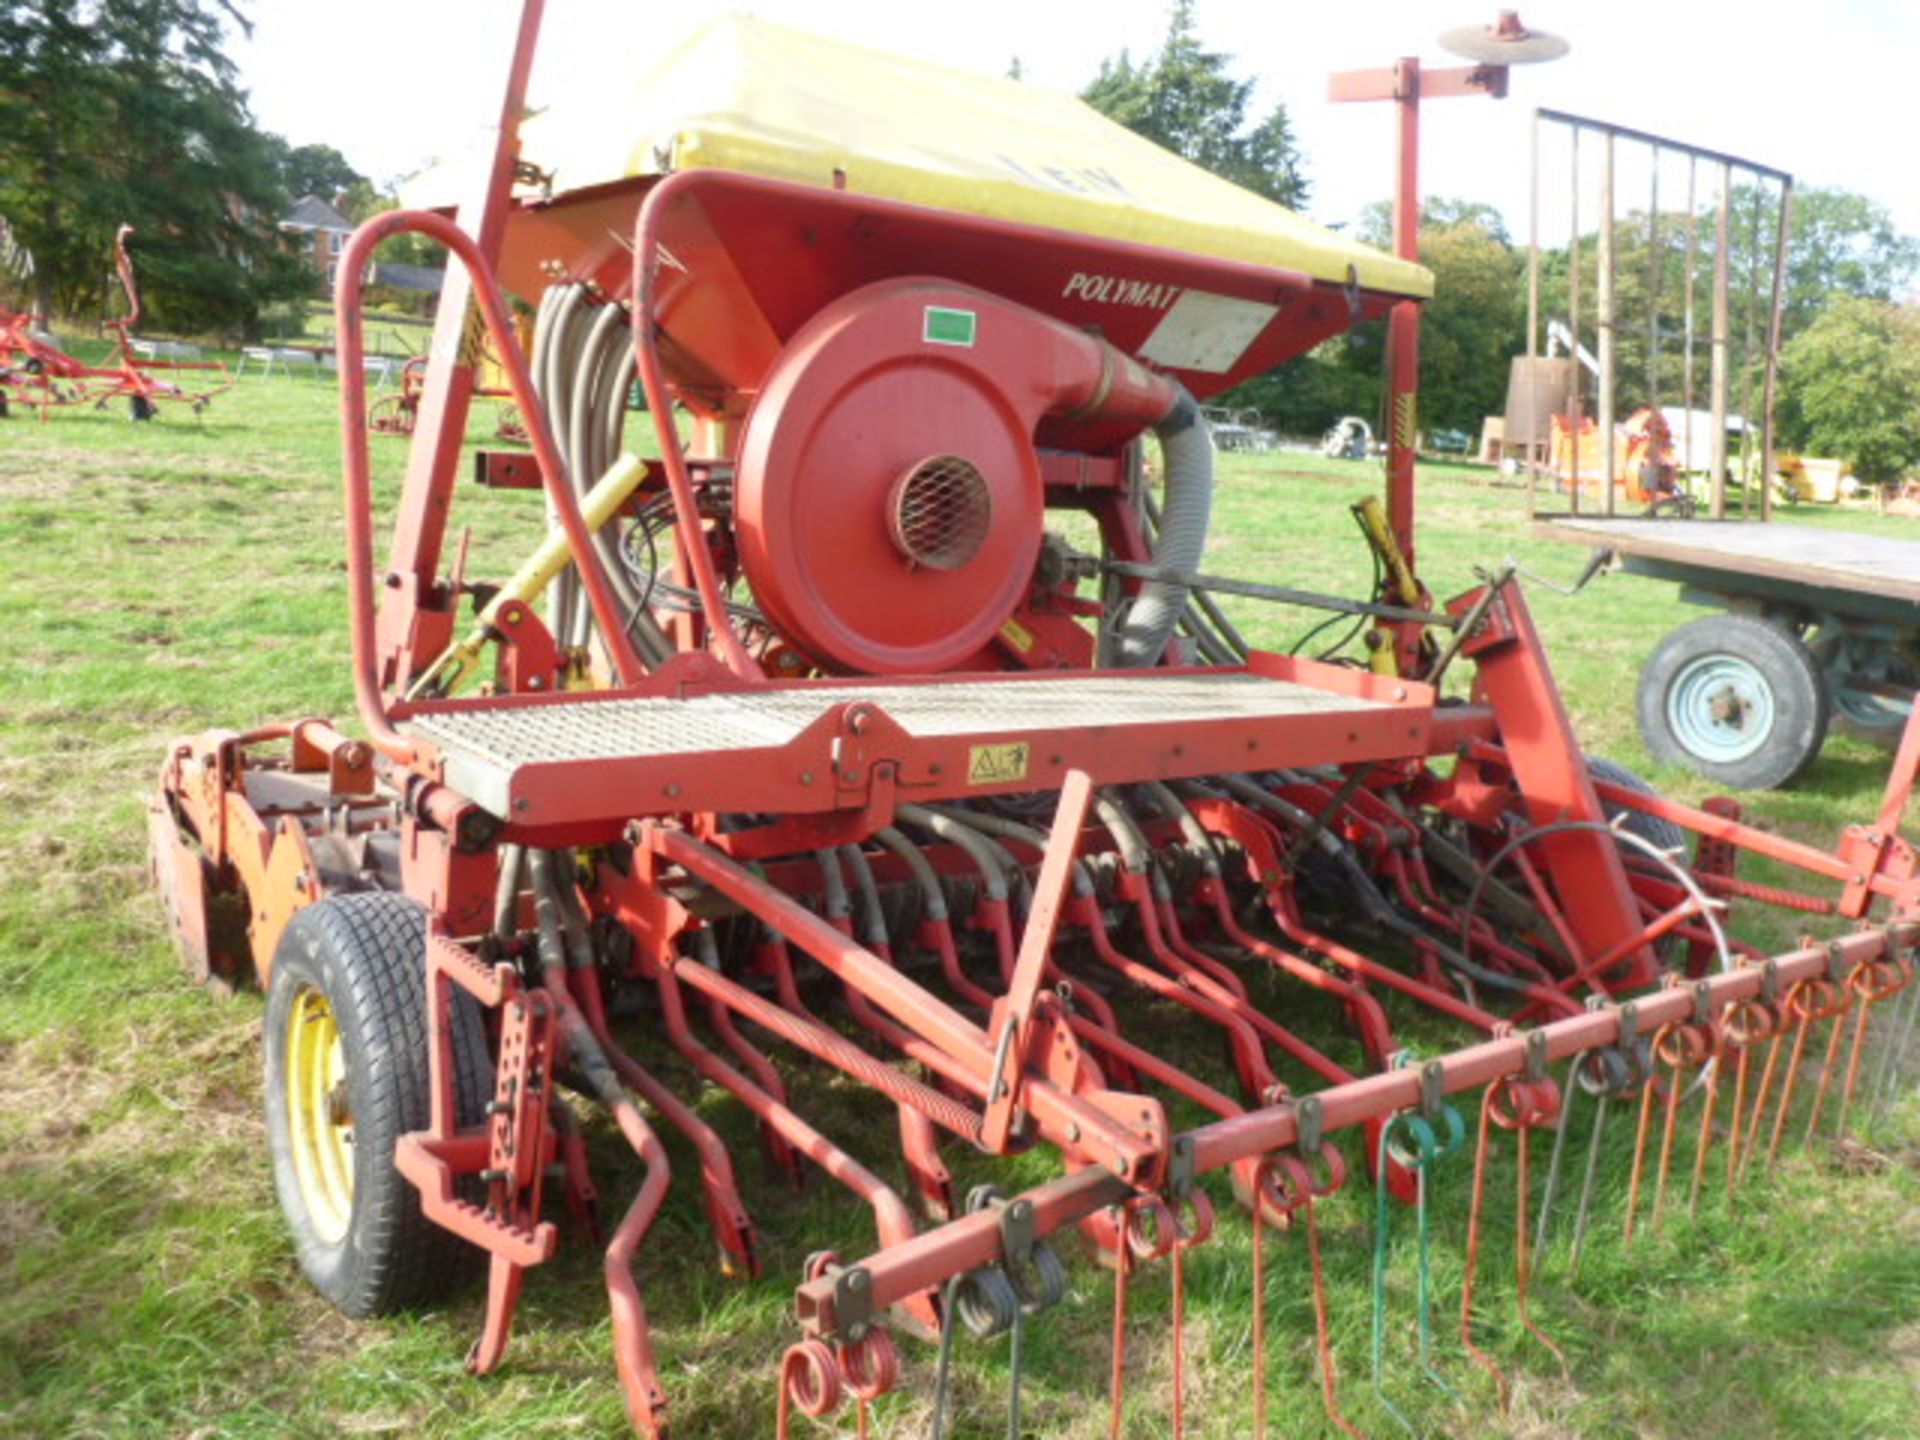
top-left (838, 844), bottom-right (891, 950)
top-left (494, 842), bottom-right (526, 941)
top-left (896, 805), bottom-right (1012, 905)
top-left (532, 280), bottom-right (674, 668)
top-left (873, 826), bottom-right (951, 925)
top-left (534, 284), bottom-right (590, 648)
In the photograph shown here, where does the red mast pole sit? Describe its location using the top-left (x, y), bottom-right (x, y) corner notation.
top-left (1386, 57), bottom-right (1423, 564)
top-left (1330, 11), bottom-right (1567, 582)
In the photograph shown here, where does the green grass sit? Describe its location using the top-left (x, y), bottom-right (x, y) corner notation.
top-left (3, 381), bottom-right (1919, 1438)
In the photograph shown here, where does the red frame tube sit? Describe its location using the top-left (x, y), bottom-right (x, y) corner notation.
top-left (334, 209), bottom-right (647, 761)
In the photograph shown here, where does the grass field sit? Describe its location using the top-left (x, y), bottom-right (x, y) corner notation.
top-left (3, 373), bottom-right (1919, 1439)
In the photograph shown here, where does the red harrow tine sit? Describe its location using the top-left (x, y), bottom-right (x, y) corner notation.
top-left (1249, 1153), bottom-right (1348, 1440)
top-left (1801, 975), bottom-right (1857, 1144)
top-left (1719, 992), bottom-right (1780, 1196)
top-left (1301, 1146), bottom-right (1366, 1440)
top-left (1459, 1074), bottom-right (1565, 1410)
top-left (1837, 957), bottom-right (1910, 1135)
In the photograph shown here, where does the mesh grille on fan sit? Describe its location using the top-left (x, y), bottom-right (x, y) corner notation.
top-left (887, 455), bottom-right (992, 570)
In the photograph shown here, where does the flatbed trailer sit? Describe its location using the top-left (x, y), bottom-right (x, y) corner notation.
top-left (1536, 514), bottom-right (1920, 787)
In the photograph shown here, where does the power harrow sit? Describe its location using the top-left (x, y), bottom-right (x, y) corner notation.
top-left (1, 224), bottom-right (232, 421)
top-left (147, 8), bottom-right (1920, 1436)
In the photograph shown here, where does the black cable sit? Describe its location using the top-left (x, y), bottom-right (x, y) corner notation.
top-left (1286, 543), bottom-right (1384, 659)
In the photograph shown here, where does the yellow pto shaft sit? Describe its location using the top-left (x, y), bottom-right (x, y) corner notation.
top-left (411, 452), bottom-right (648, 699)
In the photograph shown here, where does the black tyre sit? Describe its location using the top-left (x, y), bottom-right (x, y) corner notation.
top-left (1586, 755), bottom-right (1689, 859)
top-left (264, 892), bottom-right (491, 1318)
top-left (1635, 613), bottom-right (1829, 790)
top-left (129, 394), bottom-right (156, 422)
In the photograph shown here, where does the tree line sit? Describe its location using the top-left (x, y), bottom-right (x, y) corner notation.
top-left (7, 0), bottom-right (1916, 481)
top-left (1084, 3), bottom-right (1920, 482)
top-left (0, 0), bottom-right (403, 336)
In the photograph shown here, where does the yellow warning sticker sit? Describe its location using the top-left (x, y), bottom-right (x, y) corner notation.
top-left (1394, 391), bottom-right (1418, 450)
top-left (457, 299), bottom-right (487, 367)
top-left (1000, 616), bottom-right (1036, 653)
top-left (967, 741), bottom-right (1031, 785)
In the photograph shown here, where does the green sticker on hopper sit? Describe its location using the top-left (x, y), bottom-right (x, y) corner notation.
top-left (923, 306), bottom-right (977, 346)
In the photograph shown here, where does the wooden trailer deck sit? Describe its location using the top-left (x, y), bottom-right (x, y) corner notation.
top-left (1533, 516), bottom-right (1920, 610)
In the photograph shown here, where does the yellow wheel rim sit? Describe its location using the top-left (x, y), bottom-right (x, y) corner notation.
top-left (286, 985), bottom-right (354, 1244)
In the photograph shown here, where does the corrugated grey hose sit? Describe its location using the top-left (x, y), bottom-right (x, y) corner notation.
top-left (1113, 386), bottom-right (1215, 667)
top-left (1143, 489), bottom-right (1247, 663)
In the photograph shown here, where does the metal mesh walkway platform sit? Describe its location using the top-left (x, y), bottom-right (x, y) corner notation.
top-left (405, 670), bottom-right (1412, 824)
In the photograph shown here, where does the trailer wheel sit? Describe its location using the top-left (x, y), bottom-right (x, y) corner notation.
top-left (1636, 614), bottom-right (1828, 790)
top-left (129, 394), bottom-right (156, 422)
top-left (264, 892), bottom-right (491, 1318)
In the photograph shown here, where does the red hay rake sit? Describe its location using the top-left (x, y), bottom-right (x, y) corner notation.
top-left (0, 225), bottom-right (232, 422)
top-left (147, 7), bottom-right (1920, 1436)
top-left (368, 351), bottom-right (528, 445)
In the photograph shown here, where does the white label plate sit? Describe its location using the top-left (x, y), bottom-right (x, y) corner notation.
top-left (1138, 289), bottom-right (1279, 374)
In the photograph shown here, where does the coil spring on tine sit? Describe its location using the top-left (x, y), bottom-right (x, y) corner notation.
top-left (951, 1187), bottom-right (1021, 1339)
top-left (954, 1268), bottom-right (1020, 1339)
top-left (1576, 1043), bottom-right (1646, 1098)
top-left (837, 1327), bottom-right (899, 1402)
top-left (1254, 1149), bottom-right (1314, 1226)
top-left (1488, 1074), bottom-right (1562, 1130)
top-left (1124, 1195), bottom-right (1183, 1262)
top-left (779, 1338), bottom-right (842, 1420)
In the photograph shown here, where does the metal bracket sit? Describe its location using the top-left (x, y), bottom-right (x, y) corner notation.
top-left (1000, 1197), bottom-right (1036, 1271)
top-left (1420, 1058), bottom-right (1447, 1118)
top-left (1167, 1134), bottom-right (1197, 1202)
top-left (1756, 957), bottom-right (1780, 1006)
top-left (1827, 939), bottom-right (1855, 984)
top-left (1691, 979), bottom-right (1713, 1028)
top-left (1523, 1029), bottom-right (1549, 1084)
top-left (1617, 999), bottom-right (1640, 1045)
top-left (981, 770), bottom-right (1094, 1154)
top-left (1294, 1095), bottom-right (1325, 1155)
top-left (832, 1266), bottom-right (874, 1342)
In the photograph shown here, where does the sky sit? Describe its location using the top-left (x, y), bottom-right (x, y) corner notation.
top-left (233, 0), bottom-right (1920, 244)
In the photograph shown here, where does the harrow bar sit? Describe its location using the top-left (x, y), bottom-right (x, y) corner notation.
top-left (793, 924), bottom-right (1908, 1338)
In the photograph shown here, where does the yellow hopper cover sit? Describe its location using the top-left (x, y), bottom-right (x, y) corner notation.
top-left (519, 16), bottom-right (1432, 300)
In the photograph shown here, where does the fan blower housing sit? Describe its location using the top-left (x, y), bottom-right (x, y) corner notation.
top-left (734, 278), bottom-right (1175, 674)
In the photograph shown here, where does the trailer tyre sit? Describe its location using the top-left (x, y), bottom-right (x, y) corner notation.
top-left (264, 892), bottom-right (491, 1318)
top-left (1636, 614), bottom-right (1828, 790)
